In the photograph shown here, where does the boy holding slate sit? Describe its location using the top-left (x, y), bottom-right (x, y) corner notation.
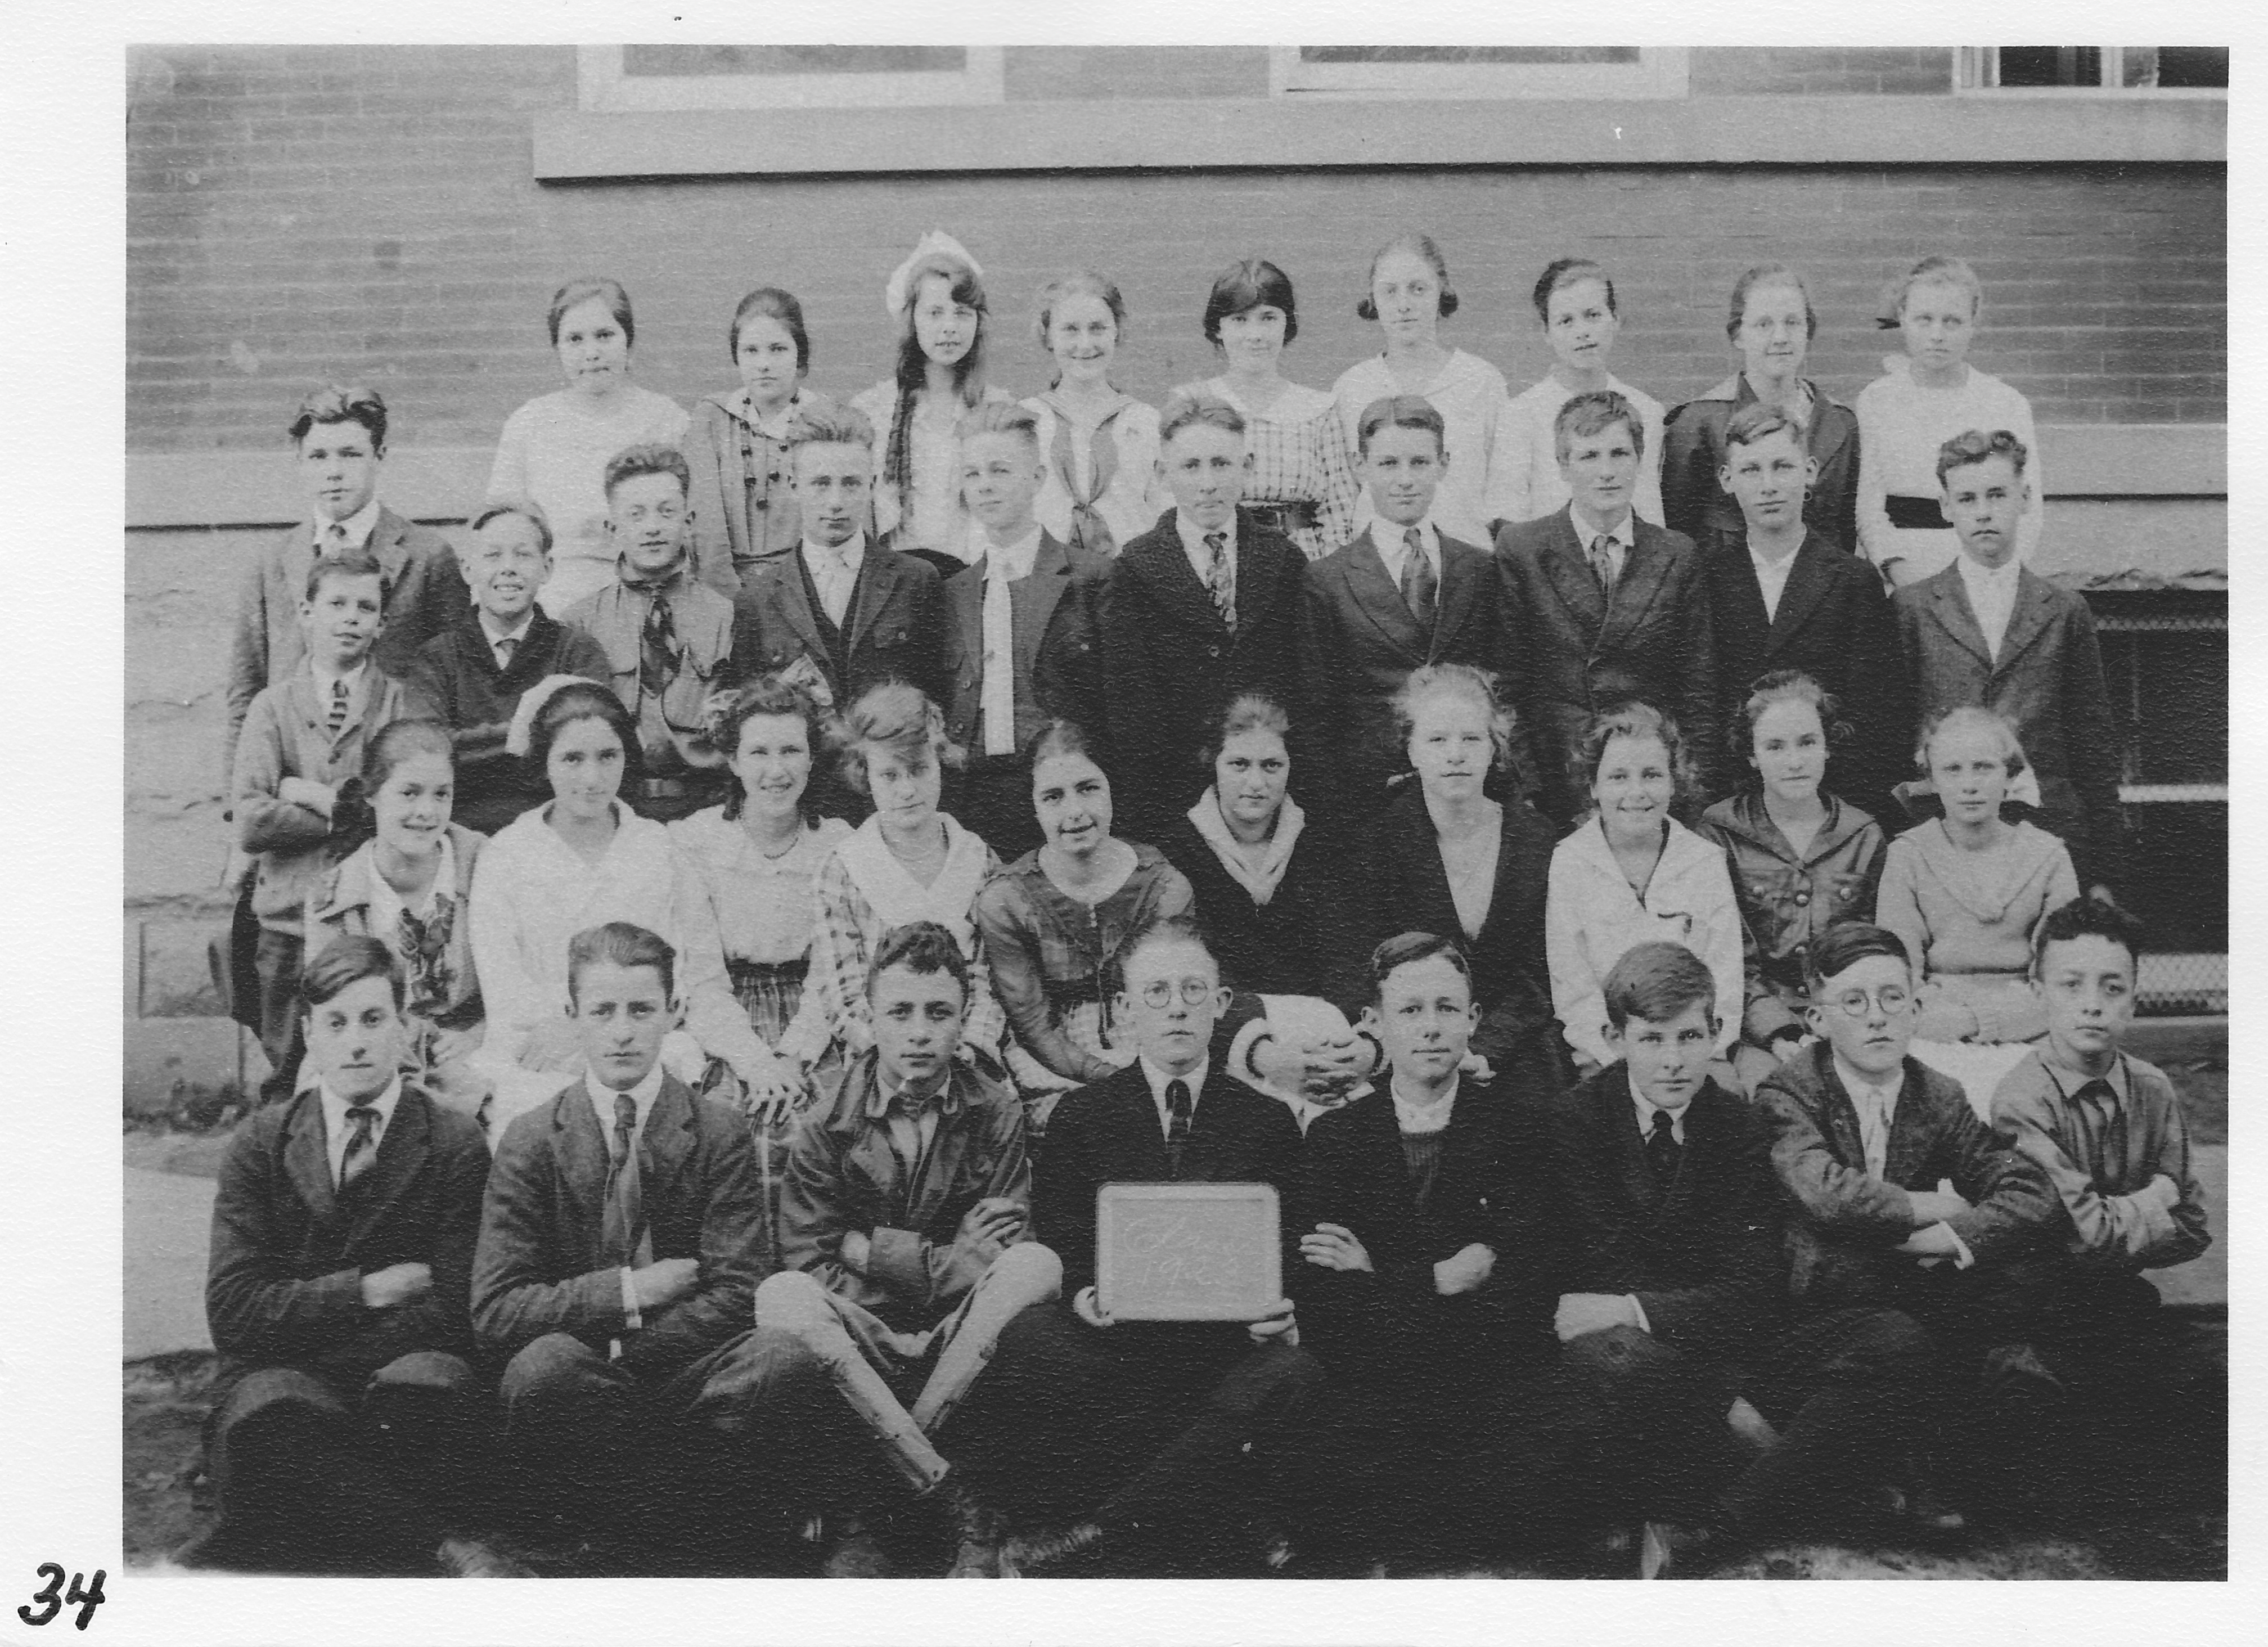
top-left (962, 917), bottom-right (1318, 1576)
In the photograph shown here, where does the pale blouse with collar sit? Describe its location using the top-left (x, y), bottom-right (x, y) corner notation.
top-left (1024, 389), bottom-right (1170, 554)
top-left (486, 385), bottom-right (690, 616)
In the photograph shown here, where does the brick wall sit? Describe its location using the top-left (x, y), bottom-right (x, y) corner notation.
top-left (128, 44), bottom-right (2227, 467)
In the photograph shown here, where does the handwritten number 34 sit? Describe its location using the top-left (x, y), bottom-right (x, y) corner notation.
top-left (19, 1565), bottom-right (106, 1630)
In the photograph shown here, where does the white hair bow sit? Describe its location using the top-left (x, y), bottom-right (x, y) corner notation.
top-left (884, 229), bottom-right (981, 317)
top-left (505, 673), bottom-right (600, 758)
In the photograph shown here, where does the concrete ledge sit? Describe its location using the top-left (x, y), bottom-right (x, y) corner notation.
top-left (532, 94), bottom-right (2224, 180)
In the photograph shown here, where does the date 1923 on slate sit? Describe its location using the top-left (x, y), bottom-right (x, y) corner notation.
top-left (19, 1565), bottom-right (105, 1630)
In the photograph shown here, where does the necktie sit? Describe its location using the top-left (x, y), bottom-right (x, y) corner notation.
top-left (1203, 532), bottom-right (1236, 632)
top-left (980, 562), bottom-right (1017, 757)
top-left (494, 634), bottom-right (519, 672)
top-left (638, 593), bottom-right (679, 701)
top-left (325, 521), bottom-right (352, 554)
top-left (1400, 526), bottom-right (1438, 629)
top-left (1164, 1079), bottom-right (1193, 1179)
top-left (822, 549), bottom-right (853, 628)
top-left (1854, 1084), bottom-right (1892, 1181)
top-left (1589, 534), bottom-right (1618, 598)
top-left (325, 677), bottom-right (350, 739)
top-left (1644, 1107), bottom-right (1681, 1195)
top-left (602, 1093), bottom-right (647, 1269)
top-left (339, 1104), bottom-right (380, 1189)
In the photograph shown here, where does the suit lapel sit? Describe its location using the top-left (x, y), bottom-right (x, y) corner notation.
top-left (1541, 511), bottom-right (1609, 633)
top-left (1814, 1055), bottom-right (1874, 1175)
top-left (1604, 529), bottom-right (1672, 647)
top-left (282, 1094), bottom-right (339, 1228)
top-left (1591, 1072), bottom-right (1658, 1217)
top-left (1342, 529), bottom-right (1428, 659)
top-left (1766, 541), bottom-right (1833, 651)
top-left (1882, 1064), bottom-right (1938, 1188)
top-left (1113, 1066), bottom-right (1171, 1179)
top-left (341, 1087), bottom-right (431, 1248)
top-left (367, 507), bottom-right (413, 588)
top-left (765, 554), bottom-right (832, 665)
top-left (1129, 530), bottom-right (1227, 639)
top-left (637, 1077), bottom-right (700, 1228)
top-left (1927, 574), bottom-right (1994, 670)
top-left (553, 1091), bottom-right (613, 1264)
top-left (845, 541), bottom-right (901, 653)
top-left (1432, 538), bottom-right (1486, 658)
top-left (1021, 530), bottom-right (1077, 640)
top-left (951, 561), bottom-right (987, 684)
top-left (1991, 573), bottom-right (2058, 676)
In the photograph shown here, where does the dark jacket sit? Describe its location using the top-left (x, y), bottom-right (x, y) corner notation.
top-left (1698, 529), bottom-right (1908, 817)
top-left (1034, 1060), bottom-right (1303, 1303)
top-left (777, 1050), bottom-right (1033, 1331)
top-left (1297, 1083), bottom-right (1554, 1385)
top-left (1756, 1042), bottom-right (2055, 1310)
top-left (729, 537), bottom-right (947, 709)
top-left (1537, 1065), bottom-right (1786, 1364)
top-left (1660, 374), bottom-right (1862, 557)
top-left (1694, 791), bottom-right (1888, 1046)
top-left (1092, 512), bottom-right (1309, 839)
top-left (1892, 565), bottom-right (2126, 890)
top-left (1493, 506), bottom-right (1720, 821)
top-left (470, 1075), bottom-right (764, 1380)
top-left (205, 1082), bottom-right (491, 1391)
top-left (936, 529), bottom-right (1110, 757)
top-left (1363, 786), bottom-right (1560, 1072)
top-left (406, 605), bottom-right (611, 835)
top-left (1295, 524), bottom-right (1501, 820)
top-left (1155, 807), bottom-right (1368, 1009)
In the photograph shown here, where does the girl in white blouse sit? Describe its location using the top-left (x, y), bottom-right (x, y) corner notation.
top-left (1023, 270), bottom-right (1168, 560)
top-left (1331, 234), bottom-right (1514, 547)
top-left (465, 679), bottom-right (773, 1123)
top-left (487, 277), bottom-right (689, 616)
top-left (1176, 257), bottom-right (1360, 560)
top-left (1546, 702), bottom-right (1744, 1082)
top-left (1855, 255), bottom-right (2045, 587)
top-left (851, 231), bottom-right (1011, 574)
top-left (1499, 257), bottom-right (1667, 528)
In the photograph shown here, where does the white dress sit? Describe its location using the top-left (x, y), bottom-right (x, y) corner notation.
top-left (852, 380), bottom-right (1014, 563)
top-left (1498, 373), bottom-right (1668, 528)
top-left (486, 385), bottom-right (691, 616)
top-left (1331, 349), bottom-right (1514, 546)
top-left (1854, 356), bottom-right (2044, 581)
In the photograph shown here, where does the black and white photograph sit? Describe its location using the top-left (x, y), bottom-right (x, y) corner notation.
top-left (3, 1), bottom-right (2249, 1639)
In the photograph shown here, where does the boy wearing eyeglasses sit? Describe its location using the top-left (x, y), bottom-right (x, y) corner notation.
top-left (1753, 922), bottom-right (2055, 1535)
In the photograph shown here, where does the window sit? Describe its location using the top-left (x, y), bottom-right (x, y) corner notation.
top-left (577, 45), bottom-right (1005, 111)
top-left (1269, 46), bottom-right (1688, 99)
top-left (1958, 47), bottom-right (2227, 94)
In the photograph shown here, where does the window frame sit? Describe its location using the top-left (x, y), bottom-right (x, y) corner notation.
top-left (575, 44), bottom-right (1007, 112)
top-left (1954, 46), bottom-right (2228, 98)
top-left (1266, 45), bottom-right (1689, 100)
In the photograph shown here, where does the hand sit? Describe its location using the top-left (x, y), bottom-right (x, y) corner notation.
top-left (1555, 1291), bottom-right (1643, 1342)
top-left (632, 1256), bottom-right (701, 1310)
top-left (1246, 1297), bottom-right (1299, 1349)
top-left (2144, 1173), bottom-right (2181, 1212)
top-left (1298, 1222), bottom-right (1373, 1274)
top-left (1072, 1285), bottom-right (1113, 1329)
top-left (737, 1049), bottom-right (806, 1125)
top-left (1254, 1032), bottom-right (1365, 1104)
top-left (1907, 1189), bottom-right (1973, 1225)
top-left (1894, 1222), bottom-right (1963, 1263)
top-left (1459, 1051), bottom-right (1497, 1084)
top-left (277, 776), bottom-right (336, 816)
top-left (359, 1261), bottom-right (432, 1310)
top-left (953, 1197), bottom-right (1025, 1264)
top-left (1911, 998), bottom-right (1981, 1042)
top-left (1433, 1243), bottom-right (1497, 1297)
top-left (1571, 1054), bottom-right (1604, 1082)
top-left (839, 1230), bottom-right (871, 1276)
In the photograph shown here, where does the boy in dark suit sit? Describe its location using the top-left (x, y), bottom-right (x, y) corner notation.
top-left (471, 922), bottom-right (785, 1556)
top-left (1298, 395), bottom-right (1502, 824)
top-left (936, 402), bottom-right (1109, 858)
top-left (960, 916), bottom-right (1319, 1576)
top-left (182, 937), bottom-right (497, 1574)
top-left (222, 383), bottom-right (466, 788)
top-left (1494, 389), bottom-right (1718, 822)
top-left (562, 446), bottom-right (737, 824)
top-left (757, 921), bottom-right (1061, 1576)
top-left (1756, 922), bottom-right (2059, 1528)
top-left (408, 500), bottom-right (610, 835)
top-left (1699, 403), bottom-right (1906, 816)
top-left (1892, 429), bottom-right (2125, 894)
top-left (1294, 933), bottom-right (1554, 1565)
top-left (730, 403), bottom-right (947, 819)
top-left (1091, 395), bottom-right (1309, 840)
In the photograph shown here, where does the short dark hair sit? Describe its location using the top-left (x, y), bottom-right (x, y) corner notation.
top-left (710, 674), bottom-right (831, 825)
top-left (2031, 896), bottom-right (2142, 976)
top-left (1119, 915), bottom-right (1216, 986)
top-left (1575, 700), bottom-right (1696, 814)
top-left (1159, 392), bottom-right (1246, 446)
top-left (1553, 388), bottom-right (1645, 464)
top-left (526, 680), bottom-right (646, 788)
top-left (547, 276), bottom-right (635, 349)
top-left (1367, 932), bottom-right (1473, 1005)
top-left (299, 934), bottom-right (406, 1014)
top-left (1936, 427), bottom-right (2029, 485)
top-left (601, 443), bottom-right (691, 504)
top-left (304, 549), bottom-right (389, 605)
top-left (785, 402), bottom-right (878, 453)
top-left (1804, 923), bottom-right (1912, 994)
top-left (867, 919), bottom-right (971, 1005)
top-left (1729, 669), bottom-right (1850, 773)
top-left (289, 383), bottom-right (389, 452)
top-left (1532, 256), bottom-right (1616, 326)
top-left (470, 497), bottom-right (555, 557)
top-left (1357, 233), bottom-right (1459, 321)
top-left (728, 285), bottom-right (811, 371)
top-left (834, 681), bottom-right (957, 795)
top-left (1355, 394), bottom-right (1447, 458)
top-left (956, 398), bottom-right (1042, 452)
top-left (1202, 692), bottom-right (1293, 768)
top-left (1726, 262), bottom-right (1817, 344)
top-left (1602, 941), bottom-right (1716, 1030)
top-left (1203, 257), bottom-right (1299, 348)
top-left (566, 921), bottom-right (676, 1006)
top-left (1721, 401), bottom-right (1807, 457)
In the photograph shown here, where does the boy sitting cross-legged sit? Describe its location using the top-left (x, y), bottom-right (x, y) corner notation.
top-left (754, 920), bottom-right (1061, 1577)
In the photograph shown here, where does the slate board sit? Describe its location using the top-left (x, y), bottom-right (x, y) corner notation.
top-left (1095, 1182), bottom-right (1281, 1321)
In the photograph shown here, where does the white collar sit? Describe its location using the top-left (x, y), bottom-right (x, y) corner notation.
top-left (586, 1061), bottom-right (668, 1136)
top-left (1956, 552), bottom-right (2022, 593)
top-left (1748, 528), bottom-right (1805, 572)
top-left (1570, 503), bottom-right (1636, 550)
top-left (1632, 1088), bottom-right (1691, 1144)
top-left (978, 524), bottom-right (1045, 583)
top-left (801, 533), bottom-right (866, 574)
top-left (1832, 1052), bottom-right (1903, 1108)
top-left (313, 496), bottom-right (384, 550)
top-left (1140, 1054), bottom-right (1208, 1112)
top-left (1175, 511), bottom-right (1236, 556)
top-left (477, 608), bottom-right (537, 647)
top-left (1390, 1072), bottom-right (1459, 1135)
top-left (320, 1074), bottom-right (402, 1124)
top-left (1374, 516), bottom-right (1441, 569)
top-left (308, 656), bottom-right (370, 699)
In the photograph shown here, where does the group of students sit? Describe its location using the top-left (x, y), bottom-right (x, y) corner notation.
top-left (190, 227), bottom-right (2197, 1578)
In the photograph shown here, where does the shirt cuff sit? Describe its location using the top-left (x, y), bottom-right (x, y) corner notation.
top-left (1626, 1294), bottom-right (1651, 1334)
top-left (619, 1264), bottom-right (643, 1331)
top-left (1934, 1222), bottom-right (1977, 1270)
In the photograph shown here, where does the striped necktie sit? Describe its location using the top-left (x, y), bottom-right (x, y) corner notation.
top-left (339, 1105), bottom-right (380, 1189)
top-left (325, 677), bottom-right (350, 739)
top-left (1400, 526), bottom-right (1438, 628)
top-left (602, 1092), bottom-right (646, 1269)
top-left (1165, 1079), bottom-right (1193, 1179)
top-left (1202, 533), bottom-right (1236, 632)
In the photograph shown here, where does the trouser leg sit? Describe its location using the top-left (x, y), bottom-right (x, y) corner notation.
top-left (364, 1349), bottom-right (484, 1524)
top-left (950, 1301), bottom-right (1134, 1522)
top-left (205, 1366), bottom-right (434, 1572)
top-left (753, 1271), bottom-right (949, 1493)
top-left (1515, 1325), bottom-right (1743, 1531)
top-left (252, 929), bottom-right (305, 1106)
top-left (912, 1243), bottom-right (1063, 1436)
top-left (1097, 1338), bottom-right (1325, 1544)
top-left (495, 1331), bottom-right (645, 1529)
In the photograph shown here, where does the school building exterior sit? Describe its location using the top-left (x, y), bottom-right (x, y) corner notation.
top-left (123, 44), bottom-right (2226, 1110)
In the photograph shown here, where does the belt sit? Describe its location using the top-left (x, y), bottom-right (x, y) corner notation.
top-left (728, 956), bottom-right (809, 987)
top-left (1241, 501), bottom-right (1318, 536)
top-left (1884, 494), bottom-right (1950, 531)
top-left (633, 777), bottom-right (709, 800)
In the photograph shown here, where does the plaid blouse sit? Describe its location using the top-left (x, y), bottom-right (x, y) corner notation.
top-left (1180, 377), bottom-right (1361, 560)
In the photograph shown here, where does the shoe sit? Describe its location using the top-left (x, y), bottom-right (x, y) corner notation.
top-left (1001, 1520), bottom-right (1110, 1578)
top-left (435, 1536), bottom-right (537, 1578)
top-left (823, 1518), bottom-right (895, 1579)
top-left (169, 1526), bottom-right (258, 1573)
top-left (1874, 1480), bottom-right (1968, 1545)
top-left (1982, 1342), bottom-right (2068, 1410)
top-left (1637, 1520), bottom-right (1715, 1580)
top-left (941, 1480), bottom-right (1002, 1579)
